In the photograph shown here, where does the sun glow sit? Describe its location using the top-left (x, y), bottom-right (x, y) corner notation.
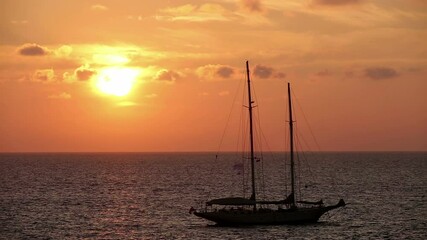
top-left (92, 54), bottom-right (130, 65)
top-left (95, 68), bottom-right (140, 97)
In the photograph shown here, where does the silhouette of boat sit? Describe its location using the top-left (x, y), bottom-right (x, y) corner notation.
top-left (192, 61), bottom-right (345, 226)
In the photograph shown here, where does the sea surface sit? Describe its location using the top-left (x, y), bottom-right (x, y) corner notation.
top-left (0, 152), bottom-right (426, 239)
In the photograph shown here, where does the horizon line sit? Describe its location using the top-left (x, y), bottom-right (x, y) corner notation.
top-left (1, 150), bottom-right (426, 154)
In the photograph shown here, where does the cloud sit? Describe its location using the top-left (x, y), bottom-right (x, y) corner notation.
top-left (253, 65), bottom-right (274, 79)
top-left (11, 20), bottom-right (28, 25)
top-left (218, 91), bottom-right (230, 96)
top-left (74, 65), bottom-right (96, 81)
top-left (253, 65), bottom-right (285, 79)
top-left (196, 64), bottom-right (235, 80)
top-left (408, 0), bottom-right (427, 6)
top-left (216, 66), bottom-right (235, 78)
top-left (344, 71), bottom-right (355, 78)
top-left (48, 92), bottom-right (71, 99)
top-left (365, 67), bottom-right (399, 80)
top-left (240, 0), bottom-right (264, 13)
top-left (91, 4), bottom-right (108, 11)
top-left (54, 45), bottom-right (73, 58)
top-left (274, 72), bottom-right (286, 79)
top-left (63, 65), bottom-right (96, 82)
top-left (311, 0), bottom-right (363, 6)
top-left (18, 43), bottom-right (50, 56)
top-left (33, 69), bottom-right (55, 82)
top-left (199, 92), bottom-right (209, 96)
top-left (316, 69), bottom-right (331, 77)
top-left (156, 4), bottom-right (230, 22)
top-left (127, 15), bottom-right (144, 21)
top-left (145, 93), bottom-right (158, 98)
top-left (156, 3), bottom-right (270, 25)
top-left (406, 67), bottom-right (423, 73)
top-left (117, 101), bottom-right (139, 107)
top-left (154, 69), bottom-right (181, 82)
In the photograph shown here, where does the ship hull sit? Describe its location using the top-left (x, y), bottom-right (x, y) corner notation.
top-left (194, 206), bottom-right (338, 226)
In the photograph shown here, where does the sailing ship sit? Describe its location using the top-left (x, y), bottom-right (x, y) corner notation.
top-left (192, 61), bottom-right (345, 225)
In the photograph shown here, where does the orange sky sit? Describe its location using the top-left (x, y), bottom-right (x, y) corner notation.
top-left (0, 0), bottom-right (426, 152)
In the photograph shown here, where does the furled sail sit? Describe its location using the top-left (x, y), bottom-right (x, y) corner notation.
top-left (206, 197), bottom-right (256, 206)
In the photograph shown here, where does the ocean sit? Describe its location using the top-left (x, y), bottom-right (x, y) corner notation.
top-left (0, 152), bottom-right (426, 239)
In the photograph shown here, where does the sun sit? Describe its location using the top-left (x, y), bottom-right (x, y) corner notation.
top-left (95, 67), bottom-right (140, 97)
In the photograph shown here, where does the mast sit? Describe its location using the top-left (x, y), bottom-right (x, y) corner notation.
top-left (246, 61), bottom-right (256, 208)
top-left (287, 82), bottom-right (296, 207)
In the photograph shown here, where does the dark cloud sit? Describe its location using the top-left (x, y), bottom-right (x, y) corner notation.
top-left (316, 69), bottom-right (331, 77)
top-left (312, 0), bottom-right (362, 5)
top-left (196, 64), bottom-right (235, 81)
top-left (216, 66), bottom-right (234, 78)
top-left (33, 69), bottom-right (55, 82)
top-left (154, 69), bottom-right (181, 82)
top-left (406, 67), bottom-right (423, 73)
top-left (365, 67), bottom-right (399, 80)
top-left (75, 67), bottom-right (96, 81)
top-left (240, 0), bottom-right (263, 13)
top-left (18, 43), bottom-right (49, 56)
top-left (254, 65), bottom-right (274, 79)
top-left (274, 72), bottom-right (286, 79)
top-left (344, 71), bottom-right (354, 78)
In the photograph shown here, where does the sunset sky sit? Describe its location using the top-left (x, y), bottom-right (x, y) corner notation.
top-left (1, 0), bottom-right (426, 152)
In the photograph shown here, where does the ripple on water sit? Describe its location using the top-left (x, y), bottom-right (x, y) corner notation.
top-left (0, 152), bottom-right (426, 239)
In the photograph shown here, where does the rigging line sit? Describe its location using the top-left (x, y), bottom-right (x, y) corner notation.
top-left (290, 87), bottom-right (317, 188)
top-left (240, 79), bottom-right (248, 154)
top-left (239, 80), bottom-right (248, 155)
top-left (245, 156), bottom-right (251, 198)
top-left (241, 112), bottom-right (249, 155)
top-left (256, 113), bottom-right (281, 199)
top-left (253, 103), bottom-right (279, 154)
top-left (253, 115), bottom-right (266, 199)
top-left (296, 126), bottom-right (313, 151)
top-left (235, 100), bottom-right (243, 154)
top-left (291, 87), bottom-right (322, 152)
top-left (258, 119), bottom-right (276, 155)
top-left (250, 79), bottom-right (270, 200)
top-left (242, 158), bottom-right (246, 198)
top-left (241, 150), bottom-right (247, 197)
top-left (282, 83), bottom-right (290, 196)
top-left (259, 129), bottom-right (277, 199)
top-left (216, 74), bottom-right (244, 156)
top-left (293, 120), bottom-right (315, 178)
top-left (251, 118), bottom-right (260, 187)
top-left (249, 64), bottom-right (265, 200)
top-left (259, 161), bottom-right (265, 200)
top-left (284, 113), bottom-right (289, 195)
top-left (293, 117), bottom-right (315, 158)
top-left (249, 70), bottom-right (267, 200)
top-left (238, 79), bottom-right (249, 197)
top-left (247, 67), bottom-right (261, 201)
top-left (295, 128), bottom-right (316, 183)
top-left (232, 80), bottom-right (247, 197)
top-left (295, 132), bottom-right (314, 190)
top-left (295, 147), bottom-right (303, 202)
top-left (295, 125), bottom-right (312, 159)
top-left (241, 114), bottom-right (250, 197)
top-left (284, 81), bottom-right (301, 198)
top-left (289, 88), bottom-right (302, 202)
